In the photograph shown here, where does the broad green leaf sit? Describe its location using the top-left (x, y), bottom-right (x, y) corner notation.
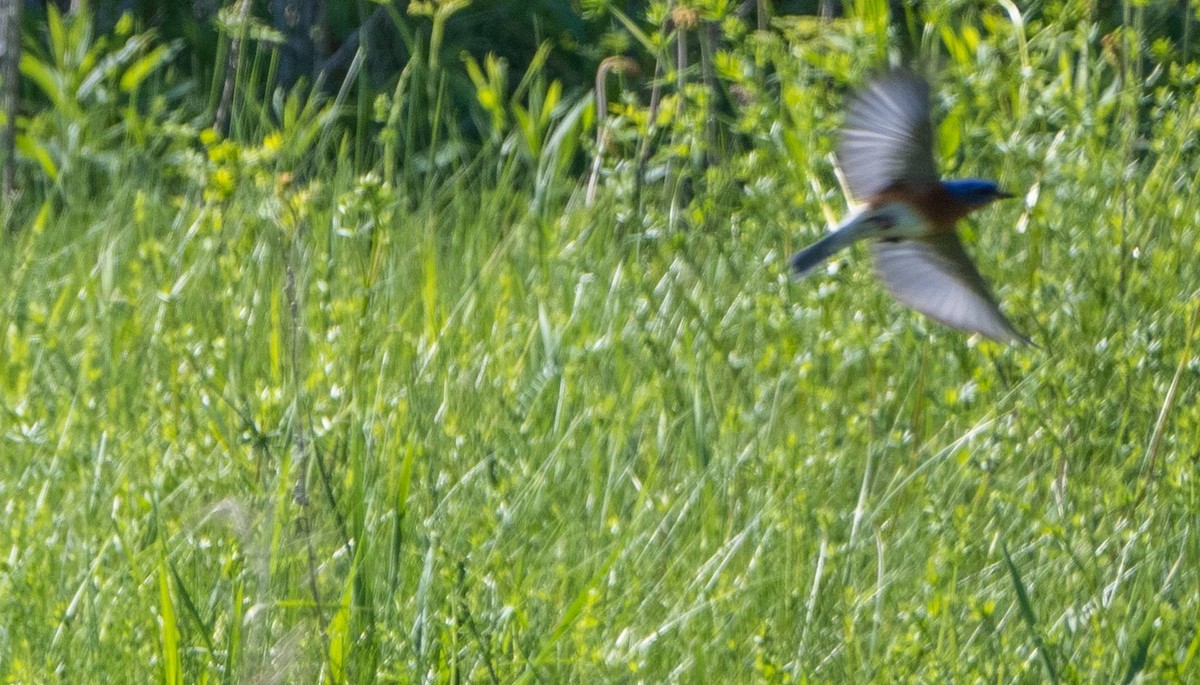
top-left (19, 55), bottom-right (68, 110)
top-left (158, 564), bottom-right (182, 685)
top-left (120, 43), bottom-right (179, 93)
top-left (15, 134), bottom-right (59, 180)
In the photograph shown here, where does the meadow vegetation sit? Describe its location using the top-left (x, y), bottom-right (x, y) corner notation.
top-left (1, 0), bottom-right (1198, 681)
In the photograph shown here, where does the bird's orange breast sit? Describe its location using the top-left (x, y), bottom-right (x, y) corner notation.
top-left (871, 184), bottom-right (975, 231)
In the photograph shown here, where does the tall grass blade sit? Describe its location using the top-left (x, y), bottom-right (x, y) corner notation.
top-left (1001, 543), bottom-right (1059, 684)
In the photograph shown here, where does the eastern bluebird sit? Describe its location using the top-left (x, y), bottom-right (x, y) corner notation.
top-left (791, 70), bottom-right (1029, 344)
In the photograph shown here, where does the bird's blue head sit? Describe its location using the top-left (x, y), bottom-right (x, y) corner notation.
top-left (942, 179), bottom-right (1014, 207)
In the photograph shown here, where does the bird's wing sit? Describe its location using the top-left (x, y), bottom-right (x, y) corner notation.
top-left (837, 71), bottom-right (940, 201)
top-left (870, 232), bottom-right (1029, 343)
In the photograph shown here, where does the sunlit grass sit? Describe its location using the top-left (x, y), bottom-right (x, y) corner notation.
top-left (2, 7), bottom-right (1199, 683)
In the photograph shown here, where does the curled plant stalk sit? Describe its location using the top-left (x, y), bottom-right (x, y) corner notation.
top-left (586, 56), bottom-right (637, 206)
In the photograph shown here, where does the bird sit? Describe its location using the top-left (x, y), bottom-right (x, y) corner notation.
top-left (790, 70), bottom-right (1029, 344)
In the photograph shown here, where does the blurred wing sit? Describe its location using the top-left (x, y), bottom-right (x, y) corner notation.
top-left (837, 71), bottom-right (940, 201)
top-left (870, 232), bottom-right (1029, 343)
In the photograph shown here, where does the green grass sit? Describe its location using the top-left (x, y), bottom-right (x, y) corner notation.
top-left (3, 8), bottom-right (1200, 684)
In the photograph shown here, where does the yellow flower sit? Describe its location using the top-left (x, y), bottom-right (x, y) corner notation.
top-left (262, 131), bottom-right (283, 152)
top-left (207, 140), bottom-right (239, 165)
top-left (210, 167), bottom-right (236, 199)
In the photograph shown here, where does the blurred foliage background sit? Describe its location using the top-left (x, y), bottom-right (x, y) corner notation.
top-left (2, 0), bottom-right (1200, 682)
top-left (6, 0), bottom-right (1200, 198)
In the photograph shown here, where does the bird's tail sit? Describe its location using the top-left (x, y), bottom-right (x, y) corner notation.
top-left (789, 222), bottom-right (866, 277)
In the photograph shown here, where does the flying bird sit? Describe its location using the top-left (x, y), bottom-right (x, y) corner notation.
top-left (791, 70), bottom-right (1029, 344)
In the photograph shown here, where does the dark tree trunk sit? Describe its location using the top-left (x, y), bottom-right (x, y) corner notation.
top-left (0, 0), bottom-right (20, 202)
top-left (271, 0), bottom-right (327, 91)
top-left (317, 6), bottom-right (409, 91)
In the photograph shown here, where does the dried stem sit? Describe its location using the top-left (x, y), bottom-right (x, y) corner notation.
top-left (586, 57), bottom-right (636, 206)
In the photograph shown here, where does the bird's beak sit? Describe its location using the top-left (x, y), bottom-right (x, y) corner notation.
top-left (994, 189), bottom-right (1015, 199)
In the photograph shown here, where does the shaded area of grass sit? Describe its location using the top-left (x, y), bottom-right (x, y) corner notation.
top-left (2, 5), bottom-right (1200, 684)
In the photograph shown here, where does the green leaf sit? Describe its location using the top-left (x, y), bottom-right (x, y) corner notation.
top-left (46, 3), bottom-right (67, 65)
top-left (120, 43), bottom-right (179, 93)
top-left (540, 80), bottom-right (562, 127)
top-left (937, 105), bottom-right (962, 166)
top-left (19, 54), bottom-right (68, 110)
top-left (15, 134), bottom-right (59, 181)
top-left (158, 564), bottom-right (182, 685)
top-left (79, 34), bottom-right (152, 101)
top-left (609, 6), bottom-right (655, 54)
top-left (1002, 544), bottom-right (1059, 684)
top-left (1119, 614), bottom-right (1155, 685)
top-left (327, 555), bottom-right (358, 683)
